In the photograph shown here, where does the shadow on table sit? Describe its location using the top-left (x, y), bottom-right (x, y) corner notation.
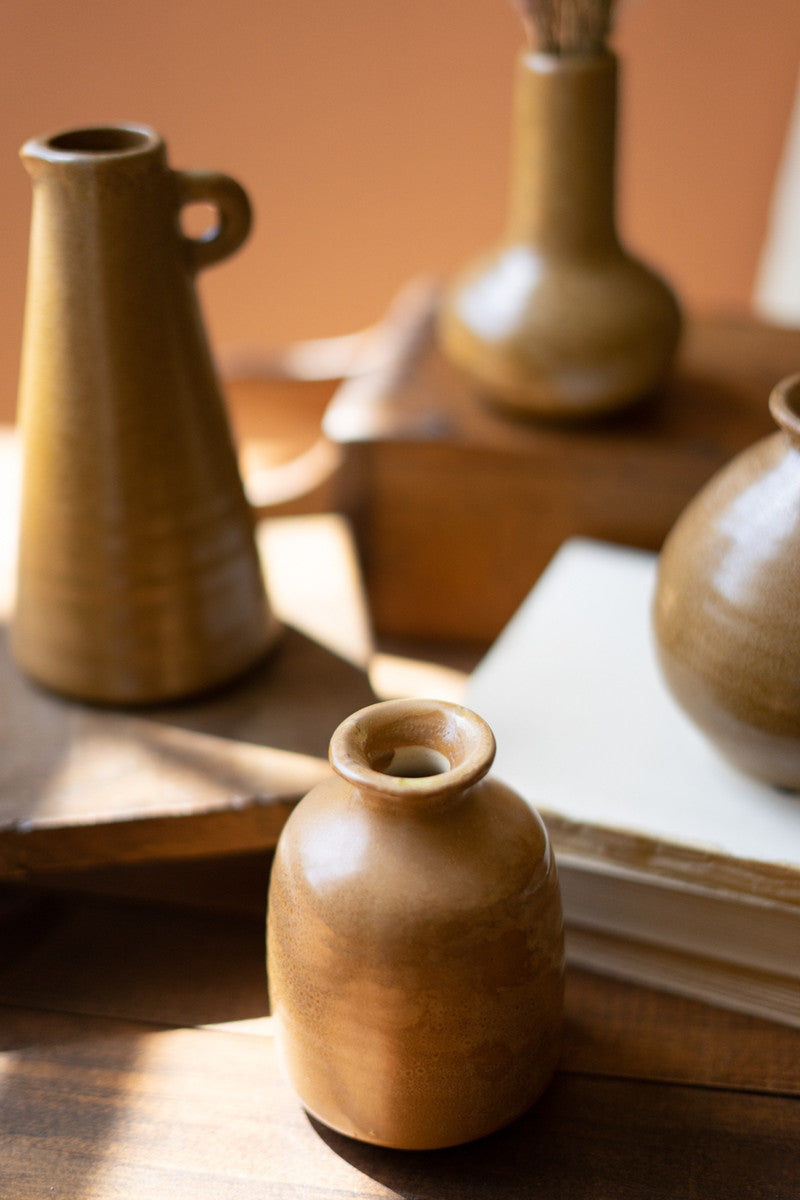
top-left (0, 884), bottom-right (271, 1028)
top-left (0, 619), bottom-right (377, 876)
top-left (310, 1070), bottom-right (799, 1199)
top-left (144, 623), bottom-right (377, 759)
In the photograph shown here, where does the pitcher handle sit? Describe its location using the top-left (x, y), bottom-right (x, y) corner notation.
top-left (175, 169), bottom-right (252, 272)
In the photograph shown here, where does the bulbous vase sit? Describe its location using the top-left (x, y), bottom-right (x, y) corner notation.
top-left (438, 51), bottom-right (681, 421)
top-left (654, 373), bottom-right (800, 790)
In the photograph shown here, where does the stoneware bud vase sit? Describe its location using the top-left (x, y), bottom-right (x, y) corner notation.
top-left (267, 698), bottom-right (564, 1150)
top-left (653, 374), bottom-right (800, 790)
top-left (12, 123), bottom-right (278, 705)
top-left (438, 51), bottom-right (681, 421)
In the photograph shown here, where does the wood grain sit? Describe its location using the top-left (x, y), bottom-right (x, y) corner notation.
top-left (562, 968), bottom-right (800, 1096)
top-left (0, 617), bottom-right (367, 876)
top-left (2, 875), bottom-right (798, 1199)
top-left (2, 885), bottom-right (798, 1097)
top-left (2, 1001), bottom-right (798, 1200)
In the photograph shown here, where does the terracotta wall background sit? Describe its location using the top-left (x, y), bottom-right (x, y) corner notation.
top-left (0, 0), bottom-right (799, 422)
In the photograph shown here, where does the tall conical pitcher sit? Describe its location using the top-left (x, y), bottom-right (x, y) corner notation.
top-left (12, 123), bottom-right (278, 705)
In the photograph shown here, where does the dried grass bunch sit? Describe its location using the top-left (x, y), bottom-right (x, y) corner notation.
top-left (510, 0), bottom-right (617, 54)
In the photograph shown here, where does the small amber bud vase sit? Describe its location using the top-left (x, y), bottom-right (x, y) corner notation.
top-left (267, 698), bottom-right (564, 1150)
top-left (438, 50), bottom-right (681, 420)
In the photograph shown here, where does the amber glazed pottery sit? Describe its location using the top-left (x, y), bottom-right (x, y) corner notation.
top-left (653, 374), bottom-right (800, 790)
top-left (438, 51), bottom-right (681, 420)
top-left (267, 698), bottom-right (564, 1150)
top-left (12, 124), bottom-right (277, 705)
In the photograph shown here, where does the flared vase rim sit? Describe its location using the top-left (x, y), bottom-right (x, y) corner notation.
top-left (329, 698), bottom-right (496, 809)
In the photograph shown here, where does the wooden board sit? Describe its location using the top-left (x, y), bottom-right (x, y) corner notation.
top-left (324, 284), bottom-right (800, 641)
top-left (0, 513), bottom-right (365, 875)
top-left (5, 1003), bottom-right (797, 1200)
top-left (3, 885), bottom-right (799, 1095)
top-left (1, 885), bottom-right (798, 1199)
top-left (0, 425), bottom-right (470, 878)
top-left (0, 422), bottom-right (370, 875)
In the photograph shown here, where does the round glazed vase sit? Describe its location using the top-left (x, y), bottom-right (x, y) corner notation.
top-left (438, 51), bottom-right (681, 421)
top-left (12, 123), bottom-right (277, 705)
top-left (267, 698), bottom-right (564, 1150)
top-left (653, 374), bottom-right (800, 790)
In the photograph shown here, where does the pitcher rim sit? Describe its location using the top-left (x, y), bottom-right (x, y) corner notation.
top-left (21, 122), bottom-right (162, 164)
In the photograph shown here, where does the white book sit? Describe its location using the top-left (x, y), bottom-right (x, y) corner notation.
top-left (466, 538), bottom-right (800, 1024)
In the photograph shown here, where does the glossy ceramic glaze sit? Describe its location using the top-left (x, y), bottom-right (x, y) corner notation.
top-left (267, 698), bottom-right (564, 1150)
top-left (653, 374), bottom-right (800, 789)
top-left (12, 124), bottom-right (277, 705)
top-left (438, 52), bottom-right (681, 420)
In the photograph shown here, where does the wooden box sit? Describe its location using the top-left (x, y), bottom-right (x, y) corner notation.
top-left (324, 285), bottom-right (800, 643)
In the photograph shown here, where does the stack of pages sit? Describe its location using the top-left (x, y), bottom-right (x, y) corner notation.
top-left (466, 539), bottom-right (800, 1027)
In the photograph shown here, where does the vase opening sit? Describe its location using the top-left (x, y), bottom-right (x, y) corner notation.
top-left (46, 126), bottom-right (153, 155)
top-left (329, 699), bottom-right (496, 807)
top-left (373, 745), bottom-right (451, 779)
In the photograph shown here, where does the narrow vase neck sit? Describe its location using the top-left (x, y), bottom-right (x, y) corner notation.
top-left (507, 51), bottom-right (619, 255)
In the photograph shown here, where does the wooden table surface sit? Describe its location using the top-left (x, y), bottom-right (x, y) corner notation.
top-left (2, 857), bottom-right (799, 1199)
top-left (2, 307), bottom-right (800, 1197)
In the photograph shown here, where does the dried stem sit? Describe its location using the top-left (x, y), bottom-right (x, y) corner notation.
top-left (510, 0), bottom-right (616, 54)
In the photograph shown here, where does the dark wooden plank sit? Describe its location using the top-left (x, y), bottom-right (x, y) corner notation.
top-left (0, 889), bottom-right (270, 1030)
top-left (1, 1003), bottom-right (798, 1200)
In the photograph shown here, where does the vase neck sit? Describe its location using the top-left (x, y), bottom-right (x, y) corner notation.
top-left (507, 51), bottom-right (619, 255)
top-left (329, 699), bottom-right (495, 815)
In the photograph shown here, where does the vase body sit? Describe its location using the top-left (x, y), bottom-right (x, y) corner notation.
top-left (653, 374), bottom-right (800, 789)
top-left (12, 123), bottom-right (277, 705)
top-left (438, 52), bottom-right (681, 420)
top-left (267, 698), bottom-right (564, 1150)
